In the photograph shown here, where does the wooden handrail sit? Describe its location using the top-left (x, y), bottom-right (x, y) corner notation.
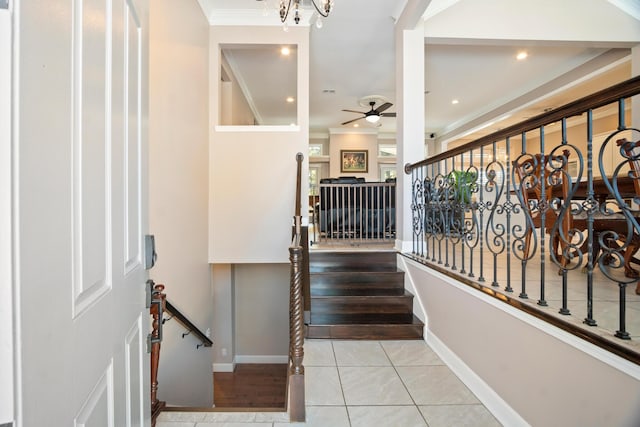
top-left (148, 283), bottom-right (212, 427)
top-left (288, 152), bottom-right (306, 423)
top-left (165, 300), bottom-right (213, 348)
top-left (405, 75), bottom-right (640, 171)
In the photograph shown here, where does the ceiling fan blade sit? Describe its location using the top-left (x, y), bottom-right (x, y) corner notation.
top-left (375, 102), bottom-right (393, 113)
top-left (341, 116), bottom-right (364, 125)
top-left (342, 109), bottom-right (366, 114)
top-left (381, 112), bottom-right (396, 117)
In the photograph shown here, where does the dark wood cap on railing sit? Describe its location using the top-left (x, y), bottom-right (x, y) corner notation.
top-left (406, 75), bottom-right (640, 171)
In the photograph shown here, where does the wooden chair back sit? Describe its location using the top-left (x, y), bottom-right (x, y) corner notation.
top-left (513, 150), bottom-right (572, 234)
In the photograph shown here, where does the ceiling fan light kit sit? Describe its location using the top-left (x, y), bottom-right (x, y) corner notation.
top-left (341, 98), bottom-right (396, 126)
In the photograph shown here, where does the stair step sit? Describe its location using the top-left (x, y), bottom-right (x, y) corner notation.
top-left (311, 287), bottom-right (405, 297)
top-left (307, 314), bottom-right (424, 340)
top-left (310, 270), bottom-right (404, 288)
top-left (309, 251), bottom-right (397, 272)
top-left (310, 292), bottom-right (414, 314)
top-left (307, 250), bottom-right (423, 340)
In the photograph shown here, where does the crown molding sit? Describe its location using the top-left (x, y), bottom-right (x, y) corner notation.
top-left (207, 8), bottom-right (313, 27)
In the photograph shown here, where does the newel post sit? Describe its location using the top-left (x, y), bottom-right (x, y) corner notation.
top-left (149, 282), bottom-right (166, 424)
top-left (288, 242), bottom-right (305, 422)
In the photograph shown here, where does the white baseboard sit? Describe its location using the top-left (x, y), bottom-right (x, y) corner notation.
top-left (426, 332), bottom-right (530, 427)
top-left (212, 362), bottom-right (234, 373)
top-left (234, 355), bottom-right (288, 364)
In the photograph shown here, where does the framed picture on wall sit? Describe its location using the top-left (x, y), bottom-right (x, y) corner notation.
top-left (341, 150), bottom-right (368, 173)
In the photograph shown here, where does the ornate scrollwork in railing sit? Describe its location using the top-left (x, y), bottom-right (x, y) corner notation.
top-left (405, 76), bottom-right (640, 363)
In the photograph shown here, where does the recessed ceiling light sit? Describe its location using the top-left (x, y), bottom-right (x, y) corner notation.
top-left (286, 96), bottom-right (295, 103)
top-left (353, 123), bottom-right (359, 128)
top-left (451, 99), bottom-right (459, 105)
top-left (281, 46), bottom-right (291, 56)
top-left (516, 51), bottom-right (528, 60)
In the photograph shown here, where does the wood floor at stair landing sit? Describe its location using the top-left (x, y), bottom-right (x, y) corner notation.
top-left (307, 251), bottom-right (424, 340)
top-left (213, 364), bottom-right (287, 409)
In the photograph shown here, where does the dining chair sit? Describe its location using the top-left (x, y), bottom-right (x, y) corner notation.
top-left (615, 137), bottom-right (640, 293)
top-left (513, 150), bottom-right (573, 269)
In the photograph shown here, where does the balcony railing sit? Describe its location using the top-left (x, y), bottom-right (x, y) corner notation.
top-left (313, 177), bottom-right (396, 245)
top-left (405, 76), bottom-right (640, 364)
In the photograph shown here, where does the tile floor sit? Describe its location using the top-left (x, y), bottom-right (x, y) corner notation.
top-left (156, 339), bottom-right (502, 427)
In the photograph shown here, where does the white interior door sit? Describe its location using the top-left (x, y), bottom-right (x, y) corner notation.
top-left (0, 3), bottom-right (14, 424)
top-left (15, 0), bottom-right (150, 425)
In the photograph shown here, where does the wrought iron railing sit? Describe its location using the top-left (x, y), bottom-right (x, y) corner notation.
top-left (405, 76), bottom-right (640, 364)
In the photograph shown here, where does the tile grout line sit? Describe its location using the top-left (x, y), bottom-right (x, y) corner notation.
top-left (331, 341), bottom-right (353, 427)
top-left (380, 340), bottom-right (430, 427)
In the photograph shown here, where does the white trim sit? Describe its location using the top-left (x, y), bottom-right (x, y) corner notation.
top-left (0, 6), bottom-right (13, 425)
top-left (309, 131), bottom-right (329, 139)
top-left (234, 355), bottom-right (288, 364)
top-left (328, 127), bottom-right (378, 135)
top-left (426, 332), bottom-right (530, 427)
top-left (212, 363), bottom-right (234, 373)
top-left (395, 239), bottom-right (413, 253)
top-left (397, 255), bottom-right (427, 325)
top-left (207, 9), bottom-right (313, 27)
top-left (403, 256), bottom-right (640, 380)
top-left (11, 0), bottom-right (22, 422)
top-left (214, 125), bottom-right (300, 133)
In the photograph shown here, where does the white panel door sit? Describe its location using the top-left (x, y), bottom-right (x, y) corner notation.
top-left (15, 0), bottom-right (150, 426)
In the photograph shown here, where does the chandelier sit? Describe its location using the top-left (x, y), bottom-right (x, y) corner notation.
top-left (279, 0), bottom-right (333, 26)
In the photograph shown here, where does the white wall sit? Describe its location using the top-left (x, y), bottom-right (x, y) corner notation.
top-left (149, 0), bottom-right (213, 407)
top-left (209, 25), bottom-right (309, 263)
top-left (234, 264), bottom-right (289, 361)
top-left (0, 6), bottom-right (14, 425)
top-left (328, 129), bottom-right (380, 181)
top-left (401, 257), bottom-right (640, 427)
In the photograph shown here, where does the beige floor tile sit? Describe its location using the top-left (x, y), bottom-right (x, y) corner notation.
top-left (397, 365), bottom-right (479, 405)
top-left (305, 366), bottom-right (344, 406)
top-left (339, 366), bottom-right (413, 405)
top-left (419, 404), bottom-right (503, 427)
top-left (347, 405), bottom-right (427, 427)
top-left (303, 340), bottom-right (336, 366)
top-left (381, 340), bottom-right (444, 366)
top-left (275, 406), bottom-right (350, 427)
top-left (333, 340), bottom-right (391, 366)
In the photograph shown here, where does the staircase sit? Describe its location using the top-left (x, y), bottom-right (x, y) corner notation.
top-left (306, 251), bottom-right (424, 340)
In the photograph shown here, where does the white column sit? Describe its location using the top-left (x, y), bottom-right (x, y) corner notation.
top-left (395, 12), bottom-right (426, 252)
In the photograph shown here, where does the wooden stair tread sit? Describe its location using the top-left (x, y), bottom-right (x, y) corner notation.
top-left (310, 313), bottom-right (423, 325)
top-left (311, 287), bottom-right (405, 296)
top-left (307, 250), bottom-right (424, 340)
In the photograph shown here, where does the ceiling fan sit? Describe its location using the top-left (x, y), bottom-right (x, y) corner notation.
top-left (341, 100), bottom-right (396, 125)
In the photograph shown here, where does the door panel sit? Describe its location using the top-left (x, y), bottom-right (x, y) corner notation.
top-left (16, 0), bottom-right (149, 425)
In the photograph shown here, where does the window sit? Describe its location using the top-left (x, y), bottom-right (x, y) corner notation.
top-left (309, 166), bottom-right (320, 196)
top-left (379, 165), bottom-right (397, 181)
top-left (309, 144), bottom-right (323, 157)
top-left (378, 143), bottom-right (397, 157)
